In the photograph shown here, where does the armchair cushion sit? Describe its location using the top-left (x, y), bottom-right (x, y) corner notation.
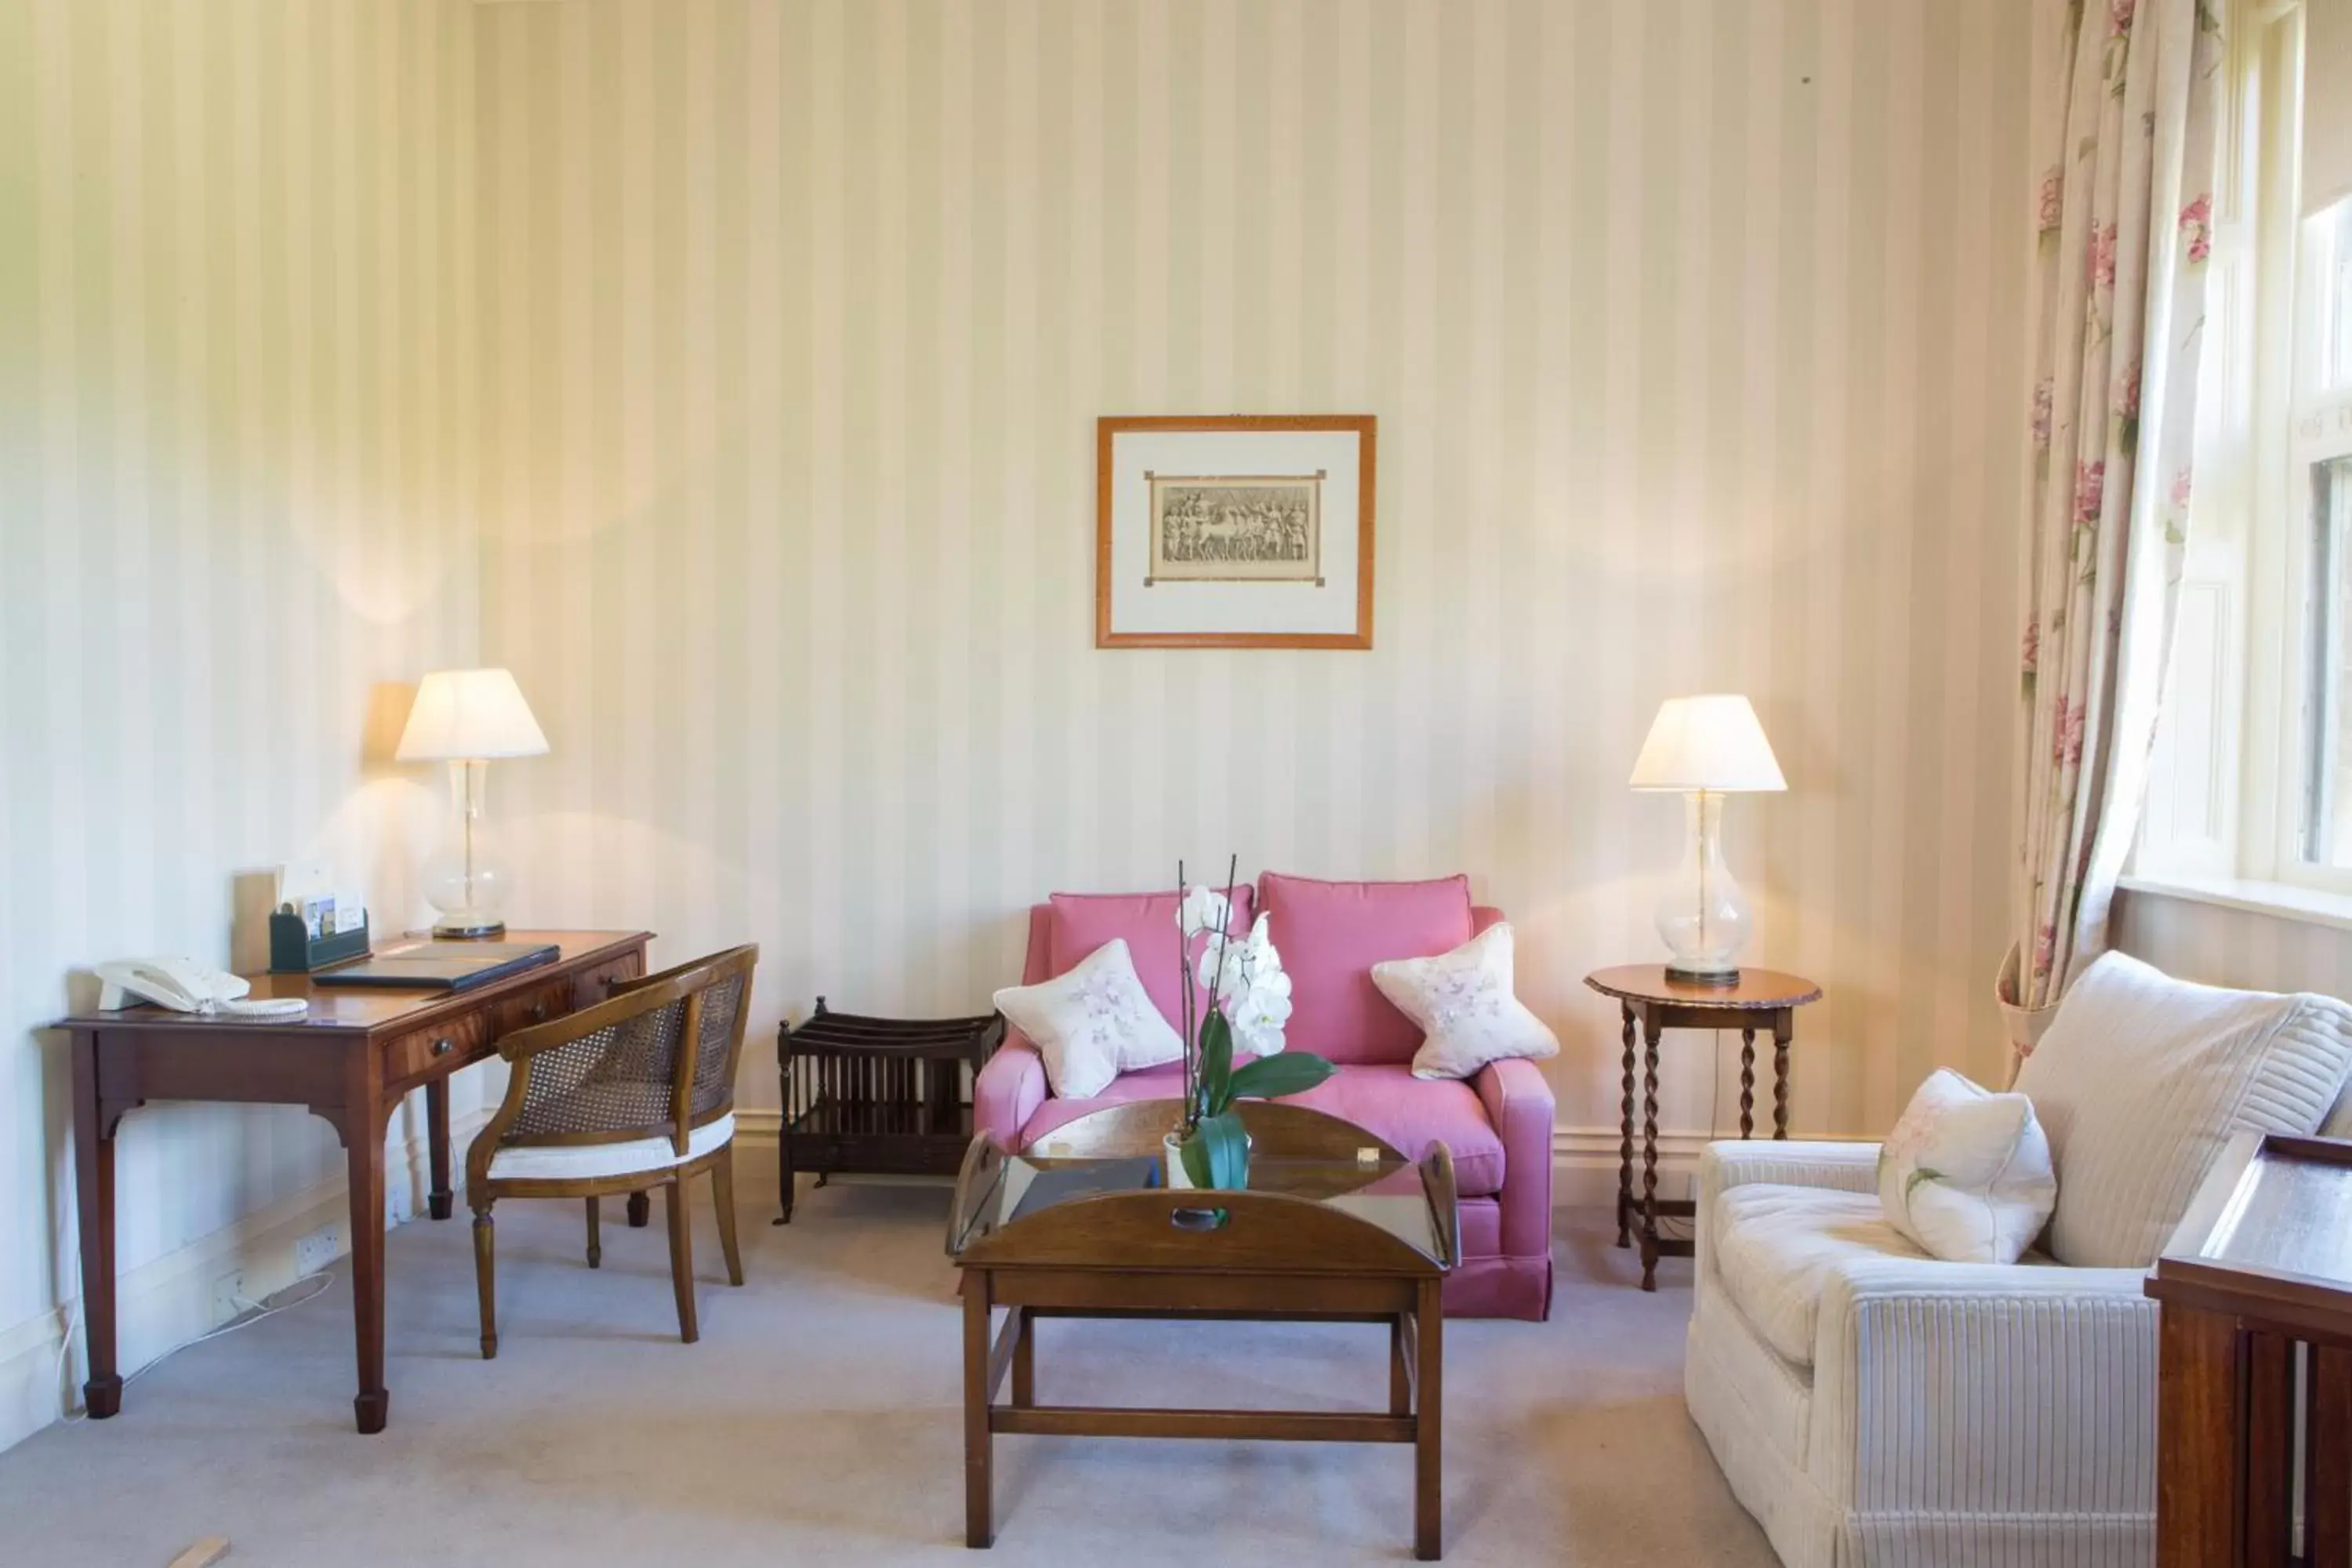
top-left (1046, 887), bottom-right (1254, 1036)
top-left (487, 1112), bottom-right (735, 1181)
top-left (1713, 1185), bottom-right (1931, 1368)
top-left (2016, 950), bottom-right (2352, 1267)
top-left (1258, 872), bottom-right (1475, 1064)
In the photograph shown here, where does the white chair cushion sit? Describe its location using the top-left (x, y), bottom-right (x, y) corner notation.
top-left (1712, 1183), bottom-right (1929, 1369)
top-left (2016, 951), bottom-right (2352, 1269)
top-left (1877, 1068), bottom-right (2057, 1264)
top-left (488, 1112), bottom-right (736, 1181)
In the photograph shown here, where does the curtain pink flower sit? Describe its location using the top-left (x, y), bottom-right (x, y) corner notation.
top-left (2002, 0), bottom-right (2223, 1059)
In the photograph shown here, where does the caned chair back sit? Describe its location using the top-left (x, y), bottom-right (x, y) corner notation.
top-left (482, 946), bottom-right (758, 1163)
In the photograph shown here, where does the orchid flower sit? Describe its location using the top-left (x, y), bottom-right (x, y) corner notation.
top-left (1175, 884), bottom-right (1232, 940)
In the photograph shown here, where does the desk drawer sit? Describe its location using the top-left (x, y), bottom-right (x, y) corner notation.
top-left (384, 1011), bottom-right (492, 1085)
top-left (573, 953), bottom-right (644, 1006)
top-left (491, 978), bottom-right (572, 1041)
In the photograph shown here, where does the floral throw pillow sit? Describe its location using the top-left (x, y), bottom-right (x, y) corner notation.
top-left (1370, 923), bottom-right (1560, 1082)
top-left (1877, 1068), bottom-right (2058, 1265)
top-left (993, 938), bottom-right (1184, 1099)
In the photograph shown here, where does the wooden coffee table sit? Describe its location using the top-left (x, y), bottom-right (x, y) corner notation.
top-left (946, 1099), bottom-right (1457, 1559)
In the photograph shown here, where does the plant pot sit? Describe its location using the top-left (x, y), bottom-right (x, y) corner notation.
top-left (1163, 1131), bottom-right (1196, 1190)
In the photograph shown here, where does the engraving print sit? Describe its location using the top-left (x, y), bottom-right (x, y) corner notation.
top-left (1145, 473), bottom-right (1323, 585)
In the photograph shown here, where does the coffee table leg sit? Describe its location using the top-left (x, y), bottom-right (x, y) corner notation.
top-left (1390, 1315), bottom-right (1410, 1415)
top-left (1415, 1278), bottom-right (1443, 1560)
top-left (1011, 1308), bottom-right (1035, 1408)
top-left (964, 1272), bottom-right (994, 1548)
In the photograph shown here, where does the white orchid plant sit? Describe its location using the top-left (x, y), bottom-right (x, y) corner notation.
top-left (1171, 858), bottom-right (1336, 1189)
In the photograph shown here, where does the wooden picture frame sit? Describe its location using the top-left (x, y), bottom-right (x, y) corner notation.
top-left (1095, 414), bottom-right (1377, 649)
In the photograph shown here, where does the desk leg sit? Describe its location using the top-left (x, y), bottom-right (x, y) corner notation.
top-left (627, 1190), bottom-right (651, 1228)
top-left (71, 1036), bottom-right (122, 1419)
top-left (1415, 1278), bottom-right (1444, 1561)
top-left (1616, 1004), bottom-right (1635, 1249)
top-left (425, 1076), bottom-right (453, 1221)
top-left (1640, 1013), bottom-right (1662, 1292)
top-left (343, 1063), bottom-right (391, 1434)
top-left (964, 1270), bottom-right (994, 1548)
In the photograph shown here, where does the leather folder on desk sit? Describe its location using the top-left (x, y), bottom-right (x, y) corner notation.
top-left (311, 939), bottom-right (559, 992)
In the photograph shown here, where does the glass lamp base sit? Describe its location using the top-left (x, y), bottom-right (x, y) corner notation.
top-left (431, 915), bottom-right (507, 939)
top-left (1664, 964), bottom-right (1741, 988)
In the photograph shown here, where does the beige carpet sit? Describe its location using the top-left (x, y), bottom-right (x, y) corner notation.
top-left (0, 1178), bottom-right (1776, 1566)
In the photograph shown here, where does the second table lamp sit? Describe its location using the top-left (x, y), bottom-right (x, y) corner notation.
top-left (1628, 694), bottom-right (1786, 985)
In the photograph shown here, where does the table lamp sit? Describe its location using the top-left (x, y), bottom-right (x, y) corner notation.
top-left (396, 668), bottom-right (549, 938)
top-left (1628, 694), bottom-right (1787, 985)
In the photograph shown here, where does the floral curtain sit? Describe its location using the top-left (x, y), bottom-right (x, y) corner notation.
top-left (2002, 0), bottom-right (2224, 1059)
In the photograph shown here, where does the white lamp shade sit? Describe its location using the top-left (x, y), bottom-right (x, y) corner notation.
top-left (395, 668), bottom-right (550, 761)
top-left (1628, 694), bottom-right (1787, 793)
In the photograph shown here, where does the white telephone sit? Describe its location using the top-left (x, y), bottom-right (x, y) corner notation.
top-left (94, 957), bottom-right (309, 1018)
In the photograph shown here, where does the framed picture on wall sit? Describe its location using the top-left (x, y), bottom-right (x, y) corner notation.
top-left (1095, 414), bottom-right (1377, 648)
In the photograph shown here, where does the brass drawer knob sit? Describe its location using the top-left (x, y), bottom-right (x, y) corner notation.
top-left (529, 1001), bottom-right (548, 1022)
top-left (431, 1037), bottom-right (454, 1057)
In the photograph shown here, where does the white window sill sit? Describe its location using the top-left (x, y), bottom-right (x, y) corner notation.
top-left (2118, 873), bottom-right (2352, 935)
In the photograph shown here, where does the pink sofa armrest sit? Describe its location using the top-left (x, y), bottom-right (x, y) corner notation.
top-left (975, 1036), bottom-right (1047, 1149)
top-left (1473, 1055), bottom-right (1555, 1259)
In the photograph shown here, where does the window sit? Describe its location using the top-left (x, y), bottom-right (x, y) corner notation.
top-left (2139, 0), bottom-right (2352, 901)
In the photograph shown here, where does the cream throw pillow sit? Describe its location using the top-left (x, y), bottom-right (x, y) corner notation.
top-left (993, 939), bottom-right (1184, 1099)
top-left (1876, 1068), bottom-right (2056, 1265)
top-left (1370, 923), bottom-right (1560, 1081)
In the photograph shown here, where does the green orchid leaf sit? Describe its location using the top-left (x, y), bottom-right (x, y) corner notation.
top-left (1179, 1127), bottom-right (1214, 1188)
top-left (1196, 1010), bottom-right (1235, 1116)
top-left (1228, 1051), bottom-right (1338, 1102)
top-left (1194, 1110), bottom-right (1250, 1189)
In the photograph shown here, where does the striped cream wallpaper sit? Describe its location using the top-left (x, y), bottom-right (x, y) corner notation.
top-left (474, 0), bottom-right (2038, 1150)
top-left (0, 0), bottom-right (477, 1445)
top-left (2116, 889), bottom-right (2352, 1000)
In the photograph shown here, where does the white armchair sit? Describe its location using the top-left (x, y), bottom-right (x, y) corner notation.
top-left (1688, 1142), bottom-right (2158, 1567)
top-left (1685, 953), bottom-right (2352, 1568)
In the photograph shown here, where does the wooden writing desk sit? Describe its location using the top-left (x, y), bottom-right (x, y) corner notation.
top-left (57, 930), bottom-right (651, 1434)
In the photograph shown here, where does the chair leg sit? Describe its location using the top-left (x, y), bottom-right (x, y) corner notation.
top-left (664, 1180), bottom-right (699, 1345)
top-left (585, 1196), bottom-right (601, 1269)
top-left (471, 1206), bottom-right (499, 1360)
top-left (712, 1145), bottom-right (745, 1287)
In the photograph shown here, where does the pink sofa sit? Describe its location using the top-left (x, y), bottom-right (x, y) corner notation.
top-left (974, 873), bottom-right (1555, 1319)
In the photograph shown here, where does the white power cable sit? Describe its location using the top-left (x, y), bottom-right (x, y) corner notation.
top-left (54, 1272), bottom-right (336, 1425)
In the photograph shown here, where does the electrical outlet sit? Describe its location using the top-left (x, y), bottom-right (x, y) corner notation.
top-left (293, 1223), bottom-right (341, 1279)
top-left (210, 1269), bottom-right (246, 1327)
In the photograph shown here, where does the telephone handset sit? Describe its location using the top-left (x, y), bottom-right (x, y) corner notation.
top-left (94, 957), bottom-right (309, 1019)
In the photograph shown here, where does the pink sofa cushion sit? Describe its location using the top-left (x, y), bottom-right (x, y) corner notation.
top-left (1017, 1062), bottom-right (1506, 1197)
top-left (1258, 873), bottom-right (1475, 1064)
top-left (1046, 887), bottom-right (1255, 1038)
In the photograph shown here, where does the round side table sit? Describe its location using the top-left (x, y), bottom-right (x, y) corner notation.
top-left (1583, 964), bottom-right (1823, 1291)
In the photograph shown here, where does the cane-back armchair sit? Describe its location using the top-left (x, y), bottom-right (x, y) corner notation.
top-left (465, 944), bottom-right (758, 1356)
